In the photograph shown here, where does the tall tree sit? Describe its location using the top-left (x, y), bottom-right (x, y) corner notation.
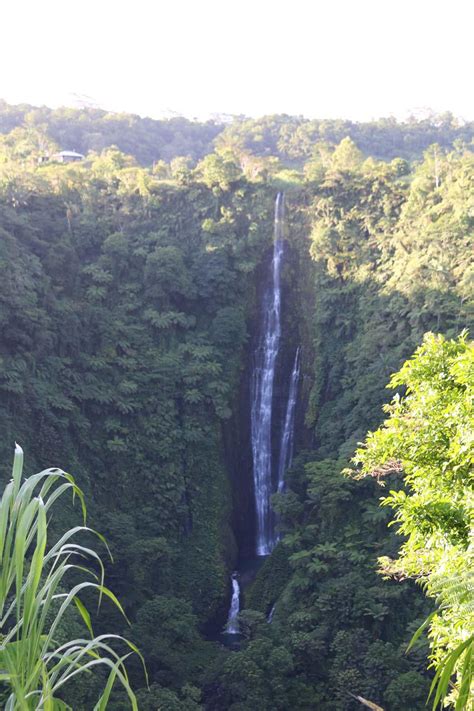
top-left (349, 333), bottom-right (474, 709)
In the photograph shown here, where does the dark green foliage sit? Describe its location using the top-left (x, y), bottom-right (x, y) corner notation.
top-left (0, 156), bottom-right (277, 705)
top-left (305, 149), bottom-right (473, 457)
top-left (135, 684), bottom-right (202, 710)
top-left (245, 543), bottom-right (292, 615)
top-left (131, 596), bottom-right (218, 689)
top-left (0, 111), bottom-right (471, 709)
top-left (227, 460), bottom-right (431, 710)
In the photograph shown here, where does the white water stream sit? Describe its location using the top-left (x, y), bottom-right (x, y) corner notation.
top-left (250, 193), bottom-right (284, 556)
top-left (277, 346), bottom-right (301, 493)
top-left (226, 573), bottom-right (240, 634)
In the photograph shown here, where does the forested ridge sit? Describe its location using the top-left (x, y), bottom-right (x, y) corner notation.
top-left (0, 101), bottom-right (472, 709)
top-left (1, 99), bottom-right (473, 166)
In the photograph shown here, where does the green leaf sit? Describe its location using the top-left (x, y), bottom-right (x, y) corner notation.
top-left (74, 597), bottom-right (94, 638)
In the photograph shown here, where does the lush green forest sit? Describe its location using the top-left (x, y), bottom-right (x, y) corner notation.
top-left (1, 100), bottom-right (473, 167)
top-left (0, 100), bottom-right (472, 709)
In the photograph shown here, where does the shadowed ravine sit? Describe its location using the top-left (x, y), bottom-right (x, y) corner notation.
top-left (224, 193), bottom-right (301, 635)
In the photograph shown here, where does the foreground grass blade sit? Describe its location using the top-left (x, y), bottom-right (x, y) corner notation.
top-left (0, 445), bottom-right (142, 709)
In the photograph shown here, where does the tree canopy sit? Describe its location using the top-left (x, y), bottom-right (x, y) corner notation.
top-left (0, 102), bottom-right (472, 709)
top-left (350, 333), bottom-right (474, 709)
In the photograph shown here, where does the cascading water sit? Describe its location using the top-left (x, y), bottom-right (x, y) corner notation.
top-left (251, 193), bottom-right (284, 556)
top-left (277, 347), bottom-right (301, 493)
top-left (225, 195), bottom-right (299, 635)
top-left (226, 573), bottom-right (240, 634)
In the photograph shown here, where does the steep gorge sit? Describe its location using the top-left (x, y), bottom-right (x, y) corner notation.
top-left (0, 142), bottom-right (472, 708)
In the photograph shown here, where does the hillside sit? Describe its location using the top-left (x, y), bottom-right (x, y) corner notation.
top-left (0, 107), bottom-right (472, 709)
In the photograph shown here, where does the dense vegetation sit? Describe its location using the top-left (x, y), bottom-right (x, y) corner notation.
top-left (350, 333), bottom-right (474, 710)
top-left (1, 100), bottom-right (473, 167)
top-left (0, 445), bottom-right (140, 709)
top-left (0, 100), bottom-right (222, 165)
top-left (0, 100), bottom-right (472, 709)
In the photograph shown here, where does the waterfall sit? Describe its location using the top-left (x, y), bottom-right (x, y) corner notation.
top-left (226, 573), bottom-right (240, 634)
top-left (277, 347), bottom-right (301, 493)
top-left (251, 193), bottom-right (284, 556)
top-left (267, 604), bottom-right (276, 623)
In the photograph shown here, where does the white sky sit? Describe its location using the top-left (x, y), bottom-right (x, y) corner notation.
top-left (2, 0), bottom-right (473, 121)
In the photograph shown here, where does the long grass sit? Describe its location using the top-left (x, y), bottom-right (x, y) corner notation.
top-left (0, 444), bottom-right (144, 709)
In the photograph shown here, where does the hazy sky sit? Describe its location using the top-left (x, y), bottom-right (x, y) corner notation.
top-left (2, 0), bottom-right (473, 121)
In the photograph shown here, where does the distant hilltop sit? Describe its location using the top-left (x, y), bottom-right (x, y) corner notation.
top-left (1, 99), bottom-right (473, 167)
